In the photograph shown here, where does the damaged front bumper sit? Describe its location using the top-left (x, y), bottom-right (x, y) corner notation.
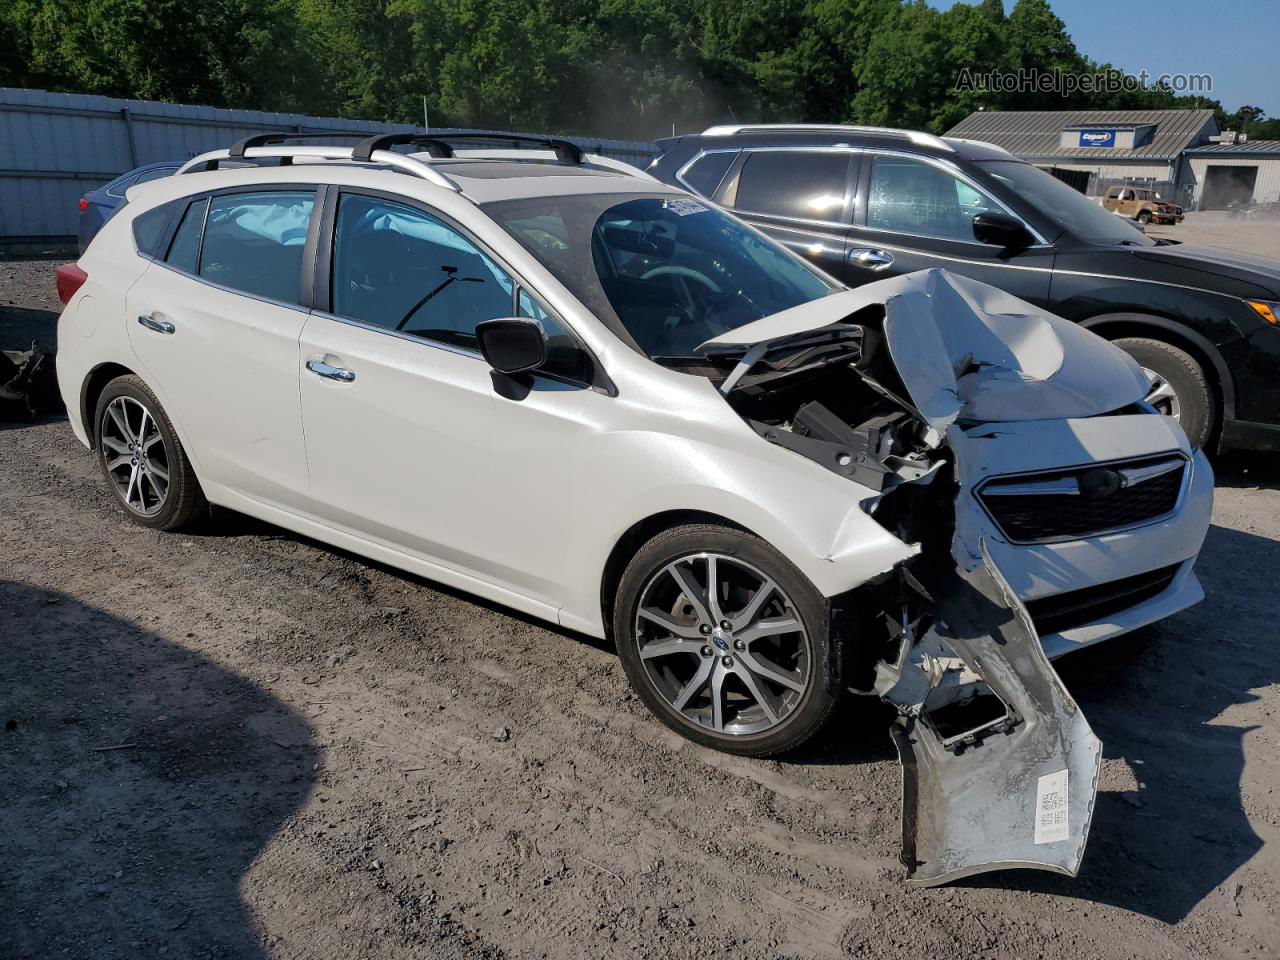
top-left (701, 269), bottom-right (1210, 886)
top-left (876, 541), bottom-right (1102, 886)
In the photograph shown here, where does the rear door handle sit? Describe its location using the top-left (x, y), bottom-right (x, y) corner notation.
top-left (306, 359), bottom-right (356, 383)
top-left (848, 248), bottom-right (894, 270)
top-left (137, 313), bottom-right (175, 334)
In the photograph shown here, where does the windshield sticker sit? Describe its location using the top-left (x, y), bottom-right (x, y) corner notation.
top-left (1033, 769), bottom-right (1070, 845)
top-left (663, 198), bottom-right (710, 217)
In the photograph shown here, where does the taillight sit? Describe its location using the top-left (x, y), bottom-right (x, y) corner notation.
top-left (56, 263), bottom-right (88, 305)
top-left (78, 197), bottom-right (90, 212)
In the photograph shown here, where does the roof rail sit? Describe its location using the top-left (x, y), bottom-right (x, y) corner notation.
top-left (175, 134), bottom-right (650, 194)
top-left (944, 136), bottom-right (1015, 157)
top-left (176, 145), bottom-right (463, 192)
top-left (700, 123), bottom-right (953, 152)
top-left (440, 148), bottom-right (659, 182)
top-left (354, 131), bottom-right (584, 164)
top-left (226, 130), bottom-right (373, 160)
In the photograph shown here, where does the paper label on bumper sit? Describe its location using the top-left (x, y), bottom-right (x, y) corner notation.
top-left (1034, 769), bottom-right (1070, 844)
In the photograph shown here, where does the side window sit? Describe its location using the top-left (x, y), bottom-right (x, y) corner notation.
top-left (680, 151), bottom-right (737, 198)
top-left (867, 155), bottom-right (999, 242)
top-left (164, 197), bottom-right (208, 274)
top-left (517, 289), bottom-right (590, 383)
top-left (331, 193), bottom-right (514, 350)
top-left (199, 191), bottom-right (315, 303)
top-left (733, 151), bottom-right (849, 222)
top-left (131, 201), bottom-right (176, 257)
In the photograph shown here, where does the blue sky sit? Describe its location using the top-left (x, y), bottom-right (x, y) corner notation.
top-left (929, 0), bottom-right (1275, 116)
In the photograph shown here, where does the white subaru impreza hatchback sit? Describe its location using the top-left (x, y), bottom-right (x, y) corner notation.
top-left (56, 132), bottom-right (1211, 884)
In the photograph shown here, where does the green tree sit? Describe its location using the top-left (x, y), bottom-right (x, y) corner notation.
top-left (0, 0), bottom-right (1257, 140)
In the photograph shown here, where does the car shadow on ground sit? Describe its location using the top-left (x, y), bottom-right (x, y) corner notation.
top-left (0, 304), bottom-right (59, 345)
top-left (191, 506), bottom-right (624, 658)
top-left (962, 521), bottom-right (1275, 923)
top-left (1213, 450), bottom-right (1280, 491)
top-left (0, 413), bottom-right (67, 434)
top-left (0, 581), bottom-right (317, 959)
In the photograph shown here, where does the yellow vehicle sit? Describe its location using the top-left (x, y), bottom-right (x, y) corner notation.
top-left (1102, 185), bottom-right (1184, 225)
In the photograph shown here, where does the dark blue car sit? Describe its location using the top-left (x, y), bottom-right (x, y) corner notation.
top-left (78, 161), bottom-right (182, 253)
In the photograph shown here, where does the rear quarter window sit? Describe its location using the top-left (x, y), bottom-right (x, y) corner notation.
top-left (131, 202), bottom-right (178, 257)
top-left (679, 151), bottom-right (738, 198)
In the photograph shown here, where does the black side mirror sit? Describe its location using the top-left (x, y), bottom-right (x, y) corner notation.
top-left (972, 212), bottom-right (1034, 249)
top-left (476, 318), bottom-right (546, 375)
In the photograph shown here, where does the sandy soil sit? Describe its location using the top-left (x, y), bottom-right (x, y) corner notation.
top-left (2, 258), bottom-right (1280, 960)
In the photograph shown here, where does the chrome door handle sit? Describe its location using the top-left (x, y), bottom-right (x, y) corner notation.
top-left (848, 248), bottom-right (894, 270)
top-left (137, 314), bottom-right (175, 334)
top-left (306, 359), bottom-right (356, 383)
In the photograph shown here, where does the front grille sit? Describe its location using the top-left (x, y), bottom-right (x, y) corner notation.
top-left (1026, 563), bottom-right (1181, 637)
top-left (978, 454), bottom-right (1187, 543)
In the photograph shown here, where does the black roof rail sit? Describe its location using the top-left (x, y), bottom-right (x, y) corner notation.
top-left (350, 133), bottom-right (457, 162)
top-left (352, 131), bottom-right (585, 164)
top-left (227, 130), bottom-right (372, 158)
top-left (200, 131), bottom-right (373, 171)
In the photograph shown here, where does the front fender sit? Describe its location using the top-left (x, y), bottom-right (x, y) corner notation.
top-left (557, 428), bottom-right (917, 636)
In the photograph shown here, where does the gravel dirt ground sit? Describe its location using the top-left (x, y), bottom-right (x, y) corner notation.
top-left (1147, 211), bottom-right (1280, 256)
top-left (2, 247), bottom-right (1280, 960)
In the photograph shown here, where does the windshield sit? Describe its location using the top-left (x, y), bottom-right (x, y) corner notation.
top-left (977, 160), bottom-right (1154, 247)
top-left (484, 194), bottom-right (838, 357)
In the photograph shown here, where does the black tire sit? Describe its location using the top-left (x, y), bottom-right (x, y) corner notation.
top-left (613, 523), bottom-right (841, 757)
top-left (93, 375), bottom-right (206, 531)
top-left (1137, 210), bottom-right (1152, 225)
top-left (1113, 337), bottom-right (1215, 449)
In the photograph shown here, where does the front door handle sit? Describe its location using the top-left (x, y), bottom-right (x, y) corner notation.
top-left (137, 313), bottom-right (175, 334)
top-left (848, 248), bottom-right (894, 270)
top-left (306, 359), bottom-right (356, 383)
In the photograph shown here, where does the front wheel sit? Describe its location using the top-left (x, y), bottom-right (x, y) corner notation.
top-left (1137, 210), bottom-right (1152, 224)
top-left (1113, 337), bottom-right (1215, 449)
top-left (613, 524), bottom-right (841, 757)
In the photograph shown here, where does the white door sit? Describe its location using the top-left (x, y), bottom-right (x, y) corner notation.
top-left (127, 189), bottom-right (317, 509)
top-left (297, 191), bottom-right (605, 607)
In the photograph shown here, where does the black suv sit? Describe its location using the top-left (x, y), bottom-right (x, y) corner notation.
top-left (649, 124), bottom-right (1280, 451)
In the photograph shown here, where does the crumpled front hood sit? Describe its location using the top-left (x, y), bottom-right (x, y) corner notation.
top-left (880, 270), bottom-right (1149, 430)
top-left (699, 269), bottom-right (1150, 428)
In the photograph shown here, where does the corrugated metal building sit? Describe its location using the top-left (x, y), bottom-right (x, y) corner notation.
top-left (946, 109), bottom-right (1219, 206)
top-left (0, 87), bottom-right (657, 239)
top-left (1182, 141), bottom-right (1280, 210)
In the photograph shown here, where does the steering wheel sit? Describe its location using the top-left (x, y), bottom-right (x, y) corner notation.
top-left (640, 265), bottom-right (722, 294)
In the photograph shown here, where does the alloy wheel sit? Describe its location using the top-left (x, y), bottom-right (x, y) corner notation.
top-left (634, 552), bottom-right (812, 736)
top-left (1142, 365), bottom-right (1181, 421)
top-left (100, 396), bottom-right (170, 516)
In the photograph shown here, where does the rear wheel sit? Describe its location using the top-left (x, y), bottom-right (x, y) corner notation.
top-left (1113, 337), bottom-right (1215, 449)
top-left (94, 375), bottom-right (205, 530)
top-left (1137, 210), bottom-right (1152, 225)
top-left (613, 523), bottom-right (841, 757)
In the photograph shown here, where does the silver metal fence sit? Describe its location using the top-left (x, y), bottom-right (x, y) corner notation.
top-left (0, 87), bottom-right (657, 239)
